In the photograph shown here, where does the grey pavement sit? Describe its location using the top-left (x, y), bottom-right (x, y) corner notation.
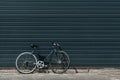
top-left (0, 68), bottom-right (120, 80)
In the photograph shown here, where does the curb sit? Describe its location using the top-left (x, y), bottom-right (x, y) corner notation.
top-left (0, 68), bottom-right (120, 74)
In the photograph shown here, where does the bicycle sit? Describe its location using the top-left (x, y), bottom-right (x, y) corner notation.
top-left (15, 42), bottom-right (70, 74)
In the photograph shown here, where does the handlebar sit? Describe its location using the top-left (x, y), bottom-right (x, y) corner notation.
top-left (52, 42), bottom-right (63, 50)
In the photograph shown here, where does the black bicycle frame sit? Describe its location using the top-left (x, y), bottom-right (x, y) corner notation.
top-left (31, 42), bottom-right (62, 65)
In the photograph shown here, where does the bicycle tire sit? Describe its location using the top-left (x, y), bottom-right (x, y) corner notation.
top-left (15, 52), bottom-right (37, 74)
top-left (51, 51), bottom-right (70, 74)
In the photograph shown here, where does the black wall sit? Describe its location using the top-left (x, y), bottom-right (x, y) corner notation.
top-left (0, 0), bottom-right (120, 67)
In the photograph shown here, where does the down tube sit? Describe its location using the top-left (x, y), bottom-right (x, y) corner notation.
top-left (44, 50), bottom-right (55, 63)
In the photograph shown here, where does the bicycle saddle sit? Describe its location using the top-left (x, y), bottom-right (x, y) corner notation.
top-left (30, 44), bottom-right (38, 48)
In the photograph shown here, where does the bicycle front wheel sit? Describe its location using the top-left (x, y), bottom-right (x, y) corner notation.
top-left (15, 52), bottom-right (37, 74)
top-left (51, 51), bottom-right (70, 74)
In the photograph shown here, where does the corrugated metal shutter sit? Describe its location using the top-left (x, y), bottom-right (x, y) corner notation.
top-left (0, 0), bottom-right (120, 67)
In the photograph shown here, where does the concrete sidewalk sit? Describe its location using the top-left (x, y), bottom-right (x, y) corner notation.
top-left (0, 68), bottom-right (120, 80)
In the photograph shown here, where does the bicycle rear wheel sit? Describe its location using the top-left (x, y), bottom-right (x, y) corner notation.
top-left (51, 51), bottom-right (70, 74)
top-left (15, 52), bottom-right (37, 74)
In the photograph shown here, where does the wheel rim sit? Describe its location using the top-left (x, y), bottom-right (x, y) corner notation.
top-left (51, 51), bottom-right (70, 74)
top-left (16, 52), bottom-right (37, 74)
